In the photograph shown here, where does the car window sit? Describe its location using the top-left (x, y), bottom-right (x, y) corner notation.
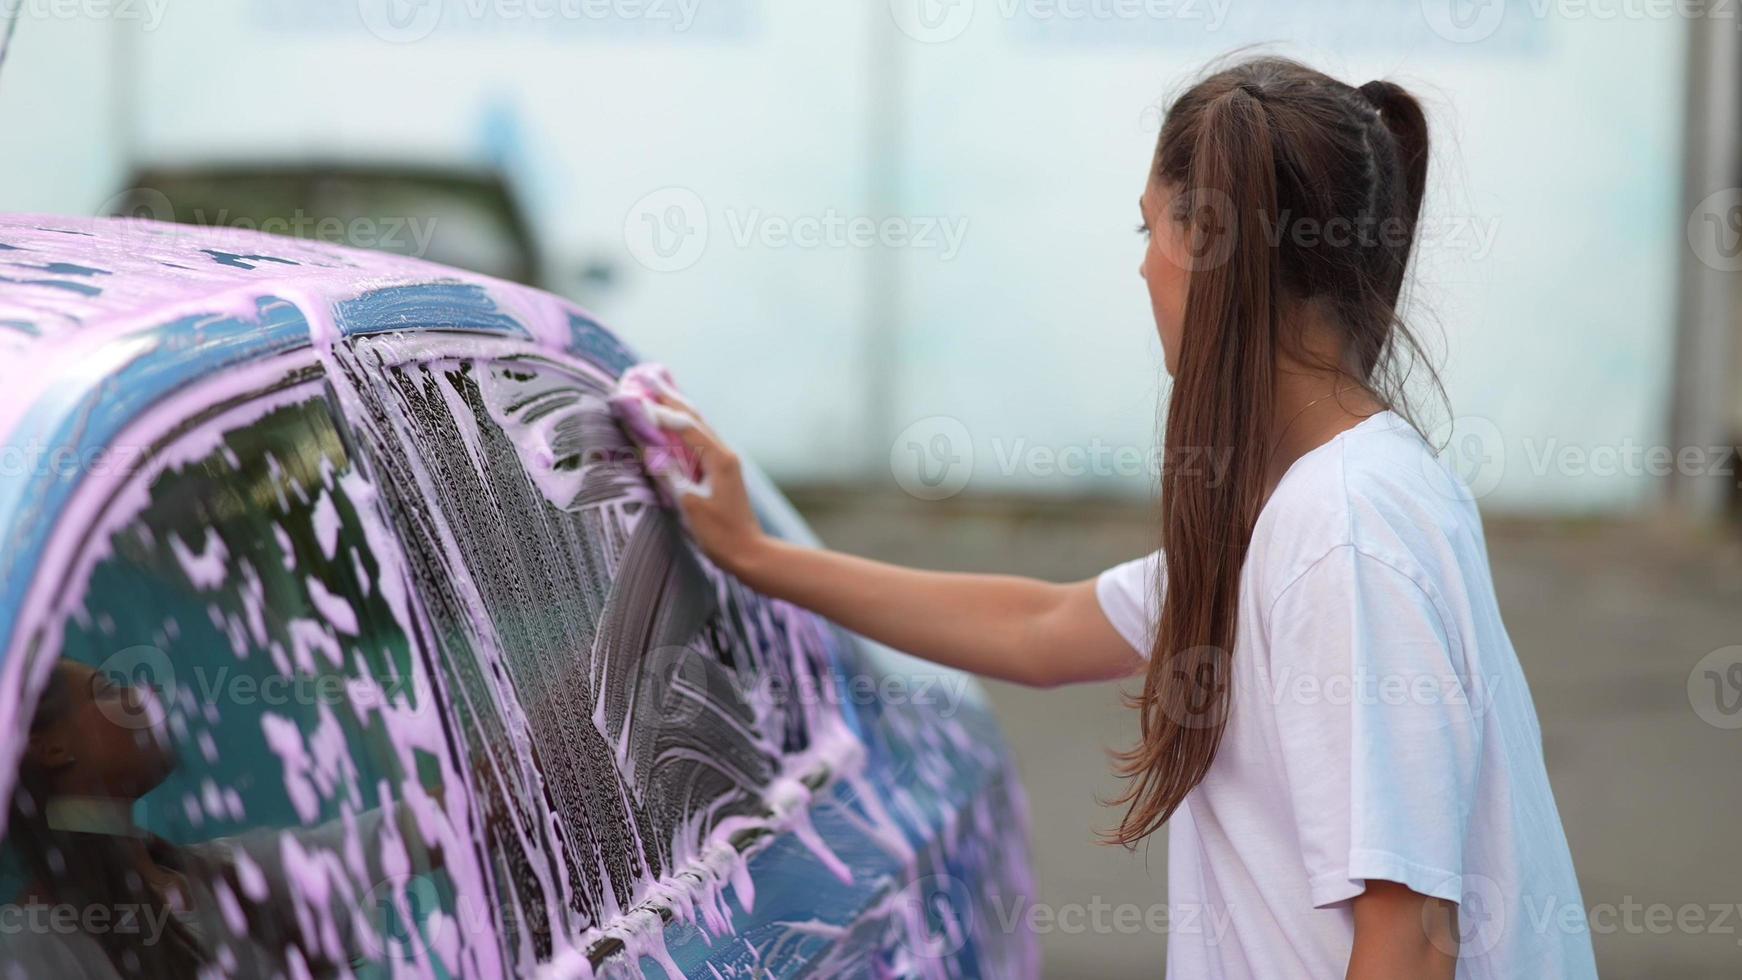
top-left (331, 335), bottom-right (849, 961)
top-left (0, 381), bottom-right (497, 979)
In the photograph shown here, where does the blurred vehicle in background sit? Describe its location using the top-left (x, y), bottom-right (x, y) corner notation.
top-left (0, 214), bottom-right (1037, 978)
top-left (109, 167), bottom-right (544, 286)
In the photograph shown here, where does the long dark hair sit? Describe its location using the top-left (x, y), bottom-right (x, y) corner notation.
top-left (1108, 56), bottom-right (1441, 847)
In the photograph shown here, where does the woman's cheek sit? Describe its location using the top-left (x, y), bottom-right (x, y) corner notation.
top-left (1151, 258), bottom-right (1188, 361)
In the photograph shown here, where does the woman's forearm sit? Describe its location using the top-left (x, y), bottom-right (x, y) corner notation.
top-left (732, 537), bottom-right (1125, 687)
top-left (647, 397), bottom-right (1143, 687)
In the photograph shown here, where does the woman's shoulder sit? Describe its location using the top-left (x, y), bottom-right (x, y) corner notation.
top-left (1251, 413), bottom-right (1481, 598)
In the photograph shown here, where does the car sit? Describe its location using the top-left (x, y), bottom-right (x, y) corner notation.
top-left (0, 215), bottom-right (1038, 979)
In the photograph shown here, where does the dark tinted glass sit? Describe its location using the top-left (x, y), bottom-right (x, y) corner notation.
top-left (1, 388), bottom-right (481, 978)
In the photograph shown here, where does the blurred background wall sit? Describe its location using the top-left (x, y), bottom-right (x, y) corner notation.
top-left (0, 1), bottom-right (1730, 514)
top-left (3, 3), bottom-right (1739, 977)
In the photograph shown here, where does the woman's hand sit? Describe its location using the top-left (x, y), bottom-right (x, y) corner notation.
top-left (651, 395), bottom-right (770, 576)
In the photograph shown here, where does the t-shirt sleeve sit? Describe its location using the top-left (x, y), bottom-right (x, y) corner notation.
top-left (1265, 545), bottom-right (1481, 909)
top-left (1094, 551), bottom-right (1165, 658)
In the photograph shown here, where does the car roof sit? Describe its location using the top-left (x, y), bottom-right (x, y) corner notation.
top-left (0, 212), bottom-right (638, 438)
top-left (0, 213), bottom-right (638, 666)
top-left (0, 213), bottom-right (593, 352)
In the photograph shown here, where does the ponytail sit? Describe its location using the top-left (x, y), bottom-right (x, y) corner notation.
top-left (1359, 80), bottom-right (1429, 224)
top-left (1107, 85), bottom-right (1280, 846)
top-left (1358, 79), bottom-right (1431, 306)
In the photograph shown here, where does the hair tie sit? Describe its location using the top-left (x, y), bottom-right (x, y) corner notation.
top-left (1357, 80), bottom-right (1389, 114)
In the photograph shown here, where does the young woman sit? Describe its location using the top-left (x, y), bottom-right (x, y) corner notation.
top-left (651, 57), bottom-right (1597, 980)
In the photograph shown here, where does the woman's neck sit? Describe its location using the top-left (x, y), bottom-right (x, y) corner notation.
top-left (1262, 303), bottom-right (1388, 492)
top-left (1264, 364), bottom-right (1385, 493)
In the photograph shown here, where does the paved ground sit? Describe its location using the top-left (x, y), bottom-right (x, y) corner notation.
top-left (792, 490), bottom-right (1742, 979)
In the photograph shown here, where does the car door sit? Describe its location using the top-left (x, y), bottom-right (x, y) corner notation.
top-left (324, 329), bottom-right (854, 973)
top-left (0, 354), bottom-right (506, 978)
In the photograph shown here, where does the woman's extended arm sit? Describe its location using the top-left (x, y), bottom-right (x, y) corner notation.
top-left (651, 403), bottom-right (1144, 688)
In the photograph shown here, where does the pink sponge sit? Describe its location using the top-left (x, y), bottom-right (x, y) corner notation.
top-left (608, 363), bottom-right (711, 508)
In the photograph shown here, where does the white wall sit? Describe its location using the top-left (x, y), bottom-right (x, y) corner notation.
top-left (0, 7), bottom-right (128, 213)
top-left (890, 5), bottom-right (1686, 513)
top-left (127, 0), bottom-right (880, 483)
top-left (0, 2), bottom-right (1689, 513)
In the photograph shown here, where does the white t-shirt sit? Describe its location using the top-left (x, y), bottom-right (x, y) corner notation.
top-left (1096, 410), bottom-right (1598, 980)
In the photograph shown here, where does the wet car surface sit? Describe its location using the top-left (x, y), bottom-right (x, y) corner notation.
top-left (0, 215), bottom-right (1037, 979)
